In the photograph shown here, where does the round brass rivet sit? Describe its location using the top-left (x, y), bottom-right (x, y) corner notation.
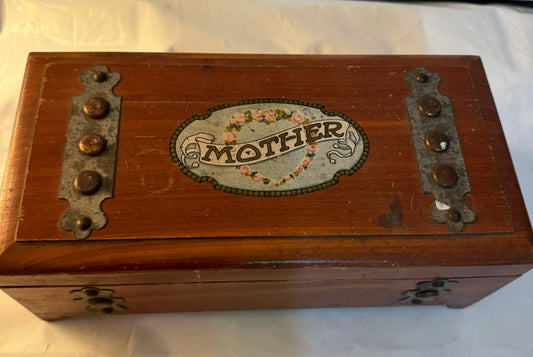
top-left (93, 71), bottom-right (107, 82)
top-left (448, 210), bottom-right (462, 222)
top-left (79, 134), bottom-right (107, 156)
top-left (418, 95), bottom-right (441, 117)
top-left (415, 290), bottom-right (439, 298)
top-left (84, 97), bottom-right (110, 119)
top-left (76, 217), bottom-right (92, 231)
top-left (424, 131), bottom-right (449, 152)
top-left (432, 165), bottom-right (458, 188)
top-left (74, 170), bottom-right (102, 195)
top-left (416, 73), bottom-right (428, 83)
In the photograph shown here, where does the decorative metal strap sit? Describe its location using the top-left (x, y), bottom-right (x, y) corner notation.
top-left (405, 67), bottom-right (475, 232)
top-left (72, 287), bottom-right (126, 314)
top-left (59, 65), bottom-right (122, 239)
top-left (399, 279), bottom-right (457, 305)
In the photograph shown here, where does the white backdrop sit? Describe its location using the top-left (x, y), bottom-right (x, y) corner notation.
top-left (1, 1), bottom-right (532, 356)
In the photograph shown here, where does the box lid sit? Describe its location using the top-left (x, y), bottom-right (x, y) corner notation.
top-left (14, 53), bottom-right (516, 241)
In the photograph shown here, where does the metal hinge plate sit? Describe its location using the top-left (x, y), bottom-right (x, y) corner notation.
top-left (58, 65), bottom-right (122, 239)
top-left (405, 67), bottom-right (475, 232)
top-left (399, 279), bottom-right (457, 305)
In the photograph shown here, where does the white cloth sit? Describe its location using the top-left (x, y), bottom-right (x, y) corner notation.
top-left (0, 1), bottom-right (532, 355)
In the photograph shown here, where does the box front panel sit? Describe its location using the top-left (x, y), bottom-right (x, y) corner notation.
top-left (2, 275), bottom-right (519, 320)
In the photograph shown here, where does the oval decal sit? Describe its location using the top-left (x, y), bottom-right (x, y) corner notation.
top-left (170, 99), bottom-right (369, 196)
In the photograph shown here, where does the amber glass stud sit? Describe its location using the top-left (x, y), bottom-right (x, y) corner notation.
top-left (432, 165), bottom-right (458, 188)
top-left (76, 217), bottom-right (92, 230)
top-left (92, 71), bottom-right (107, 82)
top-left (418, 95), bottom-right (441, 117)
top-left (424, 131), bottom-right (449, 152)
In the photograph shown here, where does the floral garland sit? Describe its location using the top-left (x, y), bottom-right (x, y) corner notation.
top-left (223, 109), bottom-right (317, 186)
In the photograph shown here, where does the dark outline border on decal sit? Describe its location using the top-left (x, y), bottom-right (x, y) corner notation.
top-left (169, 98), bottom-right (370, 197)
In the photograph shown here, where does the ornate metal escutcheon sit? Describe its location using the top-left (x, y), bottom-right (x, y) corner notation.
top-left (72, 287), bottom-right (126, 314)
top-left (405, 67), bottom-right (475, 232)
top-left (399, 279), bottom-right (458, 305)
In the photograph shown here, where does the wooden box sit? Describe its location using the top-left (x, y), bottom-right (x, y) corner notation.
top-left (0, 53), bottom-right (531, 320)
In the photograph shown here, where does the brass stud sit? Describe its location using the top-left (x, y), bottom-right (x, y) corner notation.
top-left (448, 210), bottom-right (462, 222)
top-left (418, 95), bottom-right (441, 117)
top-left (79, 134), bottom-right (107, 156)
top-left (432, 165), bottom-right (458, 188)
top-left (424, 131), bottom-right (449, 152)
top-left (416, 73), bottom-right (428, 83)
top-left (93, 71), bottom-right (107, 82)
top-left (76, 217), bottom-right (92, 231)
top-left (74, 170), bottom-right (103, 195)
top-left (84, 97), bottom-right (110, 119)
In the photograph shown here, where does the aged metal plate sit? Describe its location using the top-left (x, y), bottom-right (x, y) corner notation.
top-left (58, 65), bottom-right (122, 239)
top-left (72, 287), bottom-right (126, 314)
top-left (399, 279), bottom-right (458, 305)
top-left (405, 67), bottom-right (476, 232)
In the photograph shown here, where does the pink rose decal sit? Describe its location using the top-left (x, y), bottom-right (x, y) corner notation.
top-left (228, 108), bottom-right (317, 187)
top-left (264, 111), bottom-right (277, 123)
top-left (230, 112), bottom-right (247, 126)
top-left (239, 166), bottom-right (250, 175)
top-left (306, 145), bottom-right (317, 153)
top-left (223, 129), bottom-right (238, 143)
top-left (291, 111), bottom-right (307, 124)
top-left (250, 110), bottom-right (264, 121)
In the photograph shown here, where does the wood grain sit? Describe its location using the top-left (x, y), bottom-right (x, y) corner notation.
top-left (2, 275), bottom-right (518, 320)
top-left (14, 55), bottom-right (516, 240)
top-left (0, 54), bottom-right (532, 317)
top-left (0, 55), bottom-right (47, 253)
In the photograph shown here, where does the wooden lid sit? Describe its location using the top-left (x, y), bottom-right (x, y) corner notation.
top-left (11, 53), bottom-right (521, 241)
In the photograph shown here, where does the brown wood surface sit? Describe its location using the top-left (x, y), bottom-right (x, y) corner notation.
top-left (0, 53), bottom-right (532, 292)
top-left (3, 275), bottom-right (518, 320)
top-left (0, 264), bottom-right (530, 287)
top-left (4, 277), bottom-right (515, 320)
top-left (15, 54), bottom-right (516, 240)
